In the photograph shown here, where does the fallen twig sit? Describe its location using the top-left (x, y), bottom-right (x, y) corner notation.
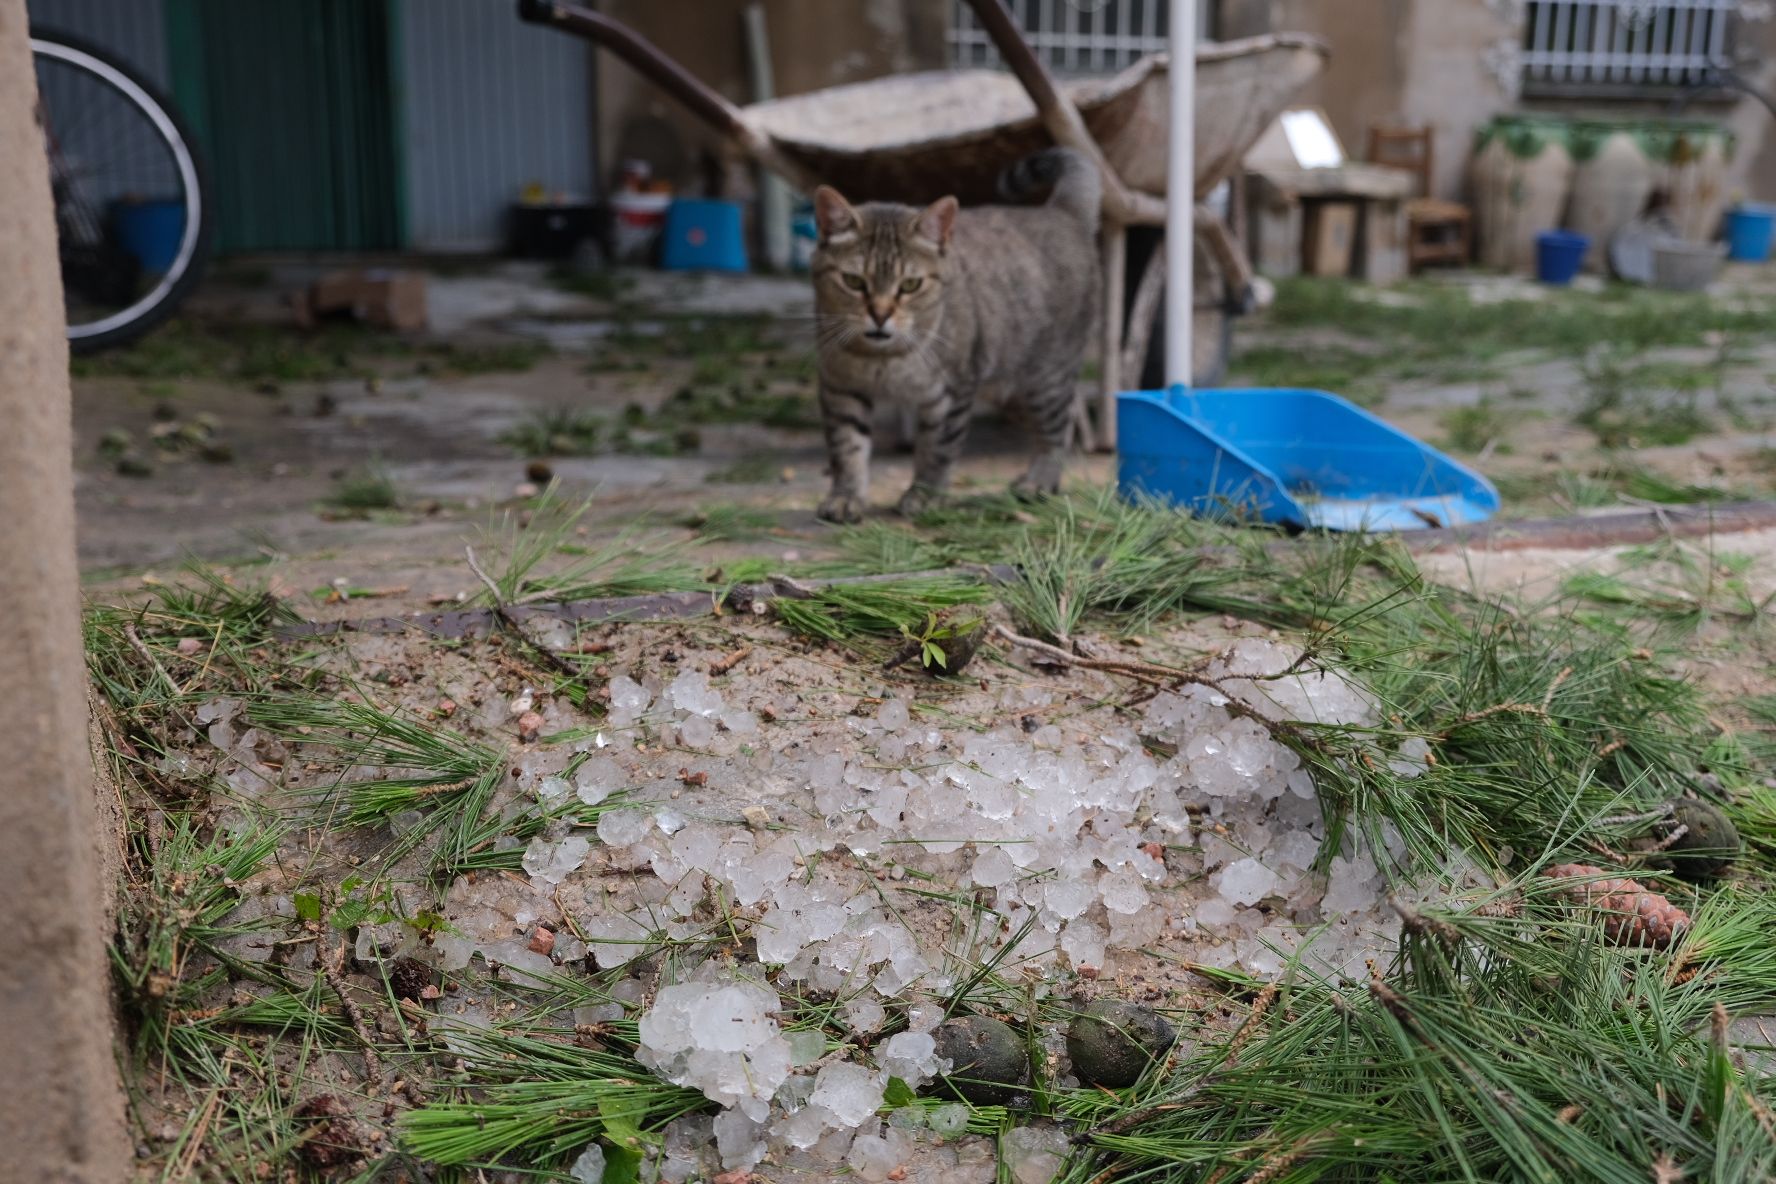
top-left (464, 545), bottom-right (585, 685)
top-left (710, 645), bottom-right (753, 675)
top-left (125, 622), bottom-right (183, 697)
top-left (319, 938), bottom-right (382, 1086)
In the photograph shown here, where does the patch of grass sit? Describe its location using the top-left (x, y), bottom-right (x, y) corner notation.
top-left (471, 492), bottom-right (702, 605)
top-left (1225, 343), bottom-right (1388, 406)
top-left (683, 504), bottom-right (776, 541)
top-left (704, 455), bottom-right (781, 484)
top-left (1563, 538), bottom-right (1765, 634)
top-left (71, 317), bottom-right (550, 385)
top-left (773, 577), bottom-right (990, 644)
top-left (1439, 397), bottom-right (1511, 455)
top-left (1059, 891), bottom-right (1776, 1183)
top-left (499, 407), bottom-right (604, 457)
top-left (113, 819), bottom-right (285, 1027)
top-left (1269, 275), bottom-right (1776, 360)
top-left (324, 464), bottom-right (401, 513)
top-left (1000, 492), bottom-right (1240, 645)
top-left (398, 1023), bottom-right (704, 1169)
top-left (425, 339), bottom-right (549, 376)
top-left (1575, 350), bottom-right (1714, 448)
top-left (550, 266), bottom-right (637, 303)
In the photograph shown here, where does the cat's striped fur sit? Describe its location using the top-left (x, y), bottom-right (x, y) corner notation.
top-left (810, 148), bottom-right (1101, 522)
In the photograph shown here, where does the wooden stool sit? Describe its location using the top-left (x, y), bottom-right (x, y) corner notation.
top-left (1368, 125), bottom-right (1472, 270)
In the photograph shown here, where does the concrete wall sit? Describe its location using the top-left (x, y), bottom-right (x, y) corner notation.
top-left (399, 0), bottom-right (598, 252)
top-left (27, 0), bottom-right (167, 86)
top-left (1229, 0), bottom-right (1776, 207)
top-left (595, 0), bottom-right (948, 193)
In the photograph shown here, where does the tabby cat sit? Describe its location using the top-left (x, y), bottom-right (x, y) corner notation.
top-left (810, 148), bottom-right (1101, 522)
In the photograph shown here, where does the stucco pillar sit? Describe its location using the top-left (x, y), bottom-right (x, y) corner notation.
top-left (0, 2), bottom-right (131, 1180)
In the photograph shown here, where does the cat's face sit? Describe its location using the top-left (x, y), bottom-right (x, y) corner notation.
top-left (811, 186), bottom-right (957, 357)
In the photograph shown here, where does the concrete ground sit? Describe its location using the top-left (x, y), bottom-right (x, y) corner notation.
top-left (71, 258), bottom-right (1776, 620)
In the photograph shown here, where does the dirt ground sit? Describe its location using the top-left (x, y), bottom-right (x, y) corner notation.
top-left (78, 260), bottom-right (1776, 1182)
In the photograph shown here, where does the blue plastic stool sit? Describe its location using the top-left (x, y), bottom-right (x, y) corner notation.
top-left (660, 199), bottom-right (749, 272)
top-left (1726, 205), bottom-right (1775, 263)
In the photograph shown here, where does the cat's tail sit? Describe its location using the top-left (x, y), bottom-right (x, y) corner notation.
top-left (997, 147), bottom-right (1102, 229)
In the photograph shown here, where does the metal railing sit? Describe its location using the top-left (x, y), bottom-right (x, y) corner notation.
top-left (949, 0), bottom-right (1197, 74)
top-left (1522, 0), bottom-right (1736, 93)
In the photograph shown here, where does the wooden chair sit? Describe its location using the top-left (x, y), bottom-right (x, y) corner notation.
top-left (1367, 126), bottom-right (1472, 270)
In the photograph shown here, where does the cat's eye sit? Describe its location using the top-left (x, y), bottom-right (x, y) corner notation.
top-left (840, 273), bottom-right (866, 291)
top-left (899, 277), bottom-right (924, 294)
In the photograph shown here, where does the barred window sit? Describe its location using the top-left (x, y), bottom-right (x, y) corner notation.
top-left (948, 0), bottom-right (1211, 75)
top-left (1521, 0), bottom-right (1737, 94)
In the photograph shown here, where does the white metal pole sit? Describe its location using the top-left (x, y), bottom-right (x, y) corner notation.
top-left (1164, 0), bottom-right (1196, 389)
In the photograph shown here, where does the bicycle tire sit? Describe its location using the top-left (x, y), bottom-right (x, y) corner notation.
top-left (31, 27), bottom-right (212, 353)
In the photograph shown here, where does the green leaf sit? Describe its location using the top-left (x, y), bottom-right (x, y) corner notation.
top-left (602, 1144), bottom-right (641, 1184)
top-left (408, 909), bottom-right (448, 934)
top-left (293, 892), bottom-right (323, 923)
top-left (883, 1076), bottom-right (917, 1107)
top-left (923, 639), bottom-right (947, 669)
top-left (597, 1098), bottom-right (646, 1151)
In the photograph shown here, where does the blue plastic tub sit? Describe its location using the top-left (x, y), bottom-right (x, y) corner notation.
top-left (109, 197), bottom-right (186, 275)
top-left (1535, 229), bottom-right (1590, 285)
top-left (1726, 204), bottom-right (1775, 263)
top-left (660, 199), bottom-right (749, 272)
top-left (1116, 386), bottom-right (1499, 532)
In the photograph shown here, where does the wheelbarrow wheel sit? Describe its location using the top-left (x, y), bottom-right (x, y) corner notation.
top-left (1123, 225), bottom-right (1233, 389)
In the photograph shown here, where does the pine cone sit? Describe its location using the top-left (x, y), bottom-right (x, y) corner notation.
top-left (1544, 863), bottom-right (1691, 948)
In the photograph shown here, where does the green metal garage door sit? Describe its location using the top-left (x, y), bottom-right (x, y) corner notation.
top-left (166, 0), bottom-right (404, 251)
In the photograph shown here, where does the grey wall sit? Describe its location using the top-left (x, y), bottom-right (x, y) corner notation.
top-left (397, 0), bottom-right (597, 252)
top-left (27, 0), bottom-right (169, 88)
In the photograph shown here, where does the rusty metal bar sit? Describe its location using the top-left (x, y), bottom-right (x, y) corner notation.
top-left (280, 502), bottom-right (1776, 642)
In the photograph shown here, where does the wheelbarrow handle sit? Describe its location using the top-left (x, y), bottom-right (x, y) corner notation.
top-left (517, 0), bottom-right (819, 190)
top-left (518, 0), bottom-right (750, 144)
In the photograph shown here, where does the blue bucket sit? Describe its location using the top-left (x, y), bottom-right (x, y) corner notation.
top-left (1535, 229), bottom-right (1590, 285)
top-left (660, 199), bottom-right (749, 273)
top-left (1726, 204), bottom-right (1775, 263)
top-left (109, 198), bottom-right (186, 275)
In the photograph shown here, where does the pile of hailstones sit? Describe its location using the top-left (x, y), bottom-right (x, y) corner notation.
top-left (424, 639), bottom-right (1463, 1180)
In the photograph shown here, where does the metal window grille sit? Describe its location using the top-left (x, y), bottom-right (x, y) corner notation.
top-left (1521, 0), bottom-right (1736, 93)
top-left (949, 0), bottom-right (1205, 74)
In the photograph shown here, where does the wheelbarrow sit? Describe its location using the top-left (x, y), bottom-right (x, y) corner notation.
top-left (516, 0), bottom-right (1327, 449)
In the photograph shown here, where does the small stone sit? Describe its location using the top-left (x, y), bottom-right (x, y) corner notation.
top-left (518, 711), bottom-right (545, 742)
top-left (742, 805), bottom-right (771, 830)
top-left (1065, 999), bottom-right (1175, 1088)
top-left (1662, 799), bottom-right (1740, 881)
top-left (528, 926), bottom-right (556, 956)
top-left (930, 1014), bottom-right (1027, 1104)
top-left (526, 459), bottom-right (555, 483)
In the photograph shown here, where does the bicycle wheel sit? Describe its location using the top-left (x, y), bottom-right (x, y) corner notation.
top-left (31, 28), bottom-right (211, 352)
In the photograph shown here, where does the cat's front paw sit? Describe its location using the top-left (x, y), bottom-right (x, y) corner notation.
top-left (817, 492), bottom-right (866, 524)
top-left (896, 484), bottom-right (943, 518)
top-left (1011, 473), bottom-right (1060, 502)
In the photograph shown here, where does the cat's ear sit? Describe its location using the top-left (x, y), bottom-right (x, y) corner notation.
top-left (914, 196), bottom-right (959, 251)
top-left (814, 186), bottom-right (859, 243)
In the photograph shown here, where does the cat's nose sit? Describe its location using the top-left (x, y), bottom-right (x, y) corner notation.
top-left (867, 300), bottom-right (894, 328)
